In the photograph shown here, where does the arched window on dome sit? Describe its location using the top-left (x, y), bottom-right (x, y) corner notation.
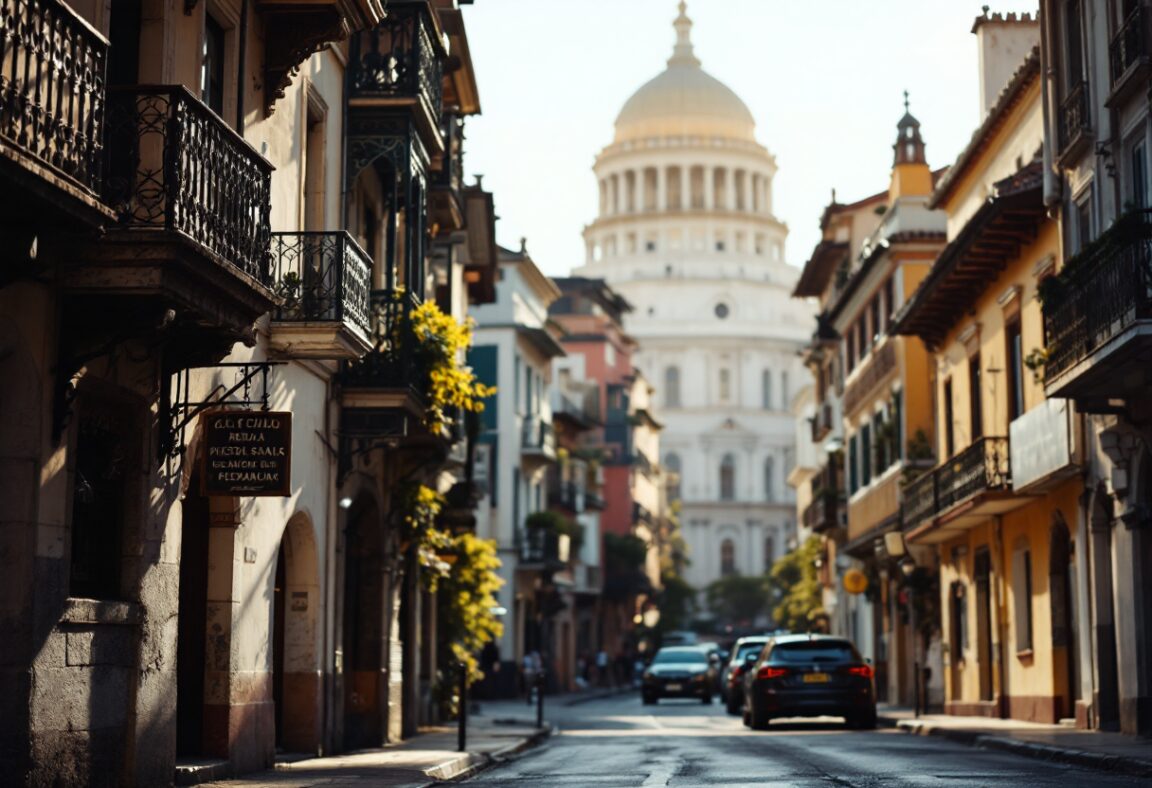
top-left (713, 168), bottom-right (728, 210)
top-left (751, 174), bottom-right (761, 212)
top-left (761, 370), bottom-right (772, 410)
top-left (764, 456), bottom-right (775, 501)
top-left (609, 174), bottom-right (620, 215)
top-left (764, 535), bottom-right (776, 570)
top-left (664, 366), bottom-right (681, 408)
top-left (719, 453), bottom-right (736, 501)
top-left (665, 452), bottom-right (682, 501)
top-left (720, 538), bottom-right (736, 576)
top-left (734, 169), bottom-right (747, 211)
top-left (625, 170), bottom-right (637, 213)
top-left (690, 165), bottom-right (705, 210)
top-left (667, 165), bottom-right (682, 210)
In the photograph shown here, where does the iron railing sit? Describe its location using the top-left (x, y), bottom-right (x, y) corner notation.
top-left (340, 288), bottom-right (425, 393)
top-left (521, 529), bottom-right (569, 565)
top-left (811, 401), bottom-right (834, 443)
top-left (522, 418), bottom-right (556, 454)
top-left (349, 6), bottom-right (442, 116)
top-left (0, 0), bottom-right (107, 193)
top-left (1057, 80), bottom-right (1091, 155)
top-left (271, 231), bottom-right (372, 337)
top-left (1110, 5), bottom-right (1147, 85)
top-left (103, 86), bottom-right (272, 283)
top-left (803, 489), bottom-right (843, 533)
top-left (584, 491), bottom-right (606, 510)
top-left (901, 469), bottom-right (938, 530)
top-left (937, 437), bottom-right (1011, 509)
top-left (1043, 210), bottom-right (1152, 379)
top-left (433, 113), bottom-right (464, 193)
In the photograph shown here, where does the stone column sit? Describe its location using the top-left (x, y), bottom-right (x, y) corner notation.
top-left (704, 166), bottom-right (715, 211)
top-left (680, 166), bottom-right (690, 212)
top-left (657, 166), bottom-right (667, 211)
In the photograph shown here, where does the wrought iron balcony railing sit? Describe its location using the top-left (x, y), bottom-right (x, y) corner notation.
top-left (1043, 210), bottom-right (1152, 380)
top-left (584, 491), bottom-right (607, 510)
top-left (902, 437), bottom-right (1010, 530)
top-left (521, 528), bottom-right (570, 565)
top-left (103, 86), bottom-right (273, 283)
top-left (522, 418), bottom-right (556, 455)
top-left (811, 401), bottom-right (834, 443)
top-left (1111, 5), bottom-right (1147, 85)
top-left (349, 6), bottom-right (443, 117)
top-left (0, 0), bottom-right (107, 194)
top-left (803, 489), bottom-right (843, 533)
top-left (340, 288), bottom-right (425, 394)
top-left (271, 231), bottom-right (373, 338)
top-left (1057, 80), bottom-right (1091, 156)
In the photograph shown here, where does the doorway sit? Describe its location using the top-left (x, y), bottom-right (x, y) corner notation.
top-left (343, 498), bottom-right (383, 750)
top-left (176, 474), bottom-right (210, 756)
top-left (974, 548), bottom-right (994, 702)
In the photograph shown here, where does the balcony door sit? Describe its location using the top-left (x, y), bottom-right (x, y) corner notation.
top-left (974, 548), bottom-right (994, 703)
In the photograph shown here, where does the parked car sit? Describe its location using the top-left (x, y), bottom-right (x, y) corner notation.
top-left (641, 646), bottom-right (718, 705)
top-left (661, 630), bottom-right (698, 646)
top-left (742, 634), bottom-right (876, 730)
top-left (721, 635), bottom-right (771, 714)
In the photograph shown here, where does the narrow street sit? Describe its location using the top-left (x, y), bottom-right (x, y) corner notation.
top-left (460, 694), bottom-right (1148, 787)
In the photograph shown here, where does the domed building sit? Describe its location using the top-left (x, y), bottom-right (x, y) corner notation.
top-left (575, 2), bottom-right (813, 608)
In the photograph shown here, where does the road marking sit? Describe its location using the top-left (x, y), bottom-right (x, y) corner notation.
top-left (640, 758), bottom-right (679, 786)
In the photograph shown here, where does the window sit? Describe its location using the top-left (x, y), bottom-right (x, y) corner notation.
top-left (761, 369), bottom-right (773, 409)
top-left (870, 295), bottom-right (882, 343)
top-left (664, 366), bottom-right (681, 408)
top-left (665, 453), bottom-right (682, 501)
top-left (1006, 319), bottom-right (1025, 424)
top-left (1011, 544), bottom-right (1034, 652)
top-left (202, 13), bottom-right (227, 116)
top-left (892, 390), bottom-right (904, 462)
top-left (1075, 194), bottom-right (1092, 253)
top-left (764, 456), bottom-right (775, 501)
top-left (1063, 0), bottom-right (1085, 89)
top-left (720, 539), bottom-right (736, 576)
top-left (873, 411), bottom-right (888, 472)
top-left (848, 434), bottom-right (859, 494)
top-left (719, 368), bottom-right (731, 403)
top-left (780, 371), bottom-right (789, 410)
top-left (764, 537), bottom-right (776, 570)
top-left (885, 277), bottom-right (897, 323)
top-left (860, 423), bottom-right (872, 486)
top-left (950, 582), bottom-right (969, 663)
top-left (943, 377), bottom-right (955, 458)
top-left (968, 354), bottom-right (983, 441)
top-left (720, 454), bottom-right (736, 500)
top-left (715, 303), bottom-right (730, 319)
top-left (846, 326), bottom-right (856, 372)
top-left (646, 240), bottom-right (657, 252)
top-left (1130, 139), bottom-right (1148, 209)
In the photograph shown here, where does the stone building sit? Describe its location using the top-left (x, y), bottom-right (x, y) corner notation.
top-left (574, 2), bottom-right (810, 606)
top-left (0, 1), bottom-right (498, 784)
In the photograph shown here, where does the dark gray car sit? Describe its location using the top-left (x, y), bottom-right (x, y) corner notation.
top-left (721, 636), bottom-right (770, 714)
top-left (641, 646), bottom-right (717, 705)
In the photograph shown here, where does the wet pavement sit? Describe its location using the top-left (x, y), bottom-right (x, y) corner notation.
top-left (457, 693), bottom-right (1150, 787)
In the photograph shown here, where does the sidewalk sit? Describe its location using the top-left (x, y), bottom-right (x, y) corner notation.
top-left (878, 705), bottom-right (1152, 777)
top-left (191, 706), bottom-right (552, 788)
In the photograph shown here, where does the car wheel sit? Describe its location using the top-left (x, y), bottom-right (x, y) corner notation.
top-left (741, 707), bottom-right (751, 727)
top-left (701, 693), bottom-right (712, 705)
top-left (749, 699), bottom-right (771, 731)
top-left (642, 692), bottom-right (657, 705)
top-left (851, 710), bottom-right (877, 730)
top-left (725, 697), bottom-right (741, 716)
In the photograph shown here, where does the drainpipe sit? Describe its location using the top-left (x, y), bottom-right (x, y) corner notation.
top-left (1040, 0), bottom-right (1062, 210)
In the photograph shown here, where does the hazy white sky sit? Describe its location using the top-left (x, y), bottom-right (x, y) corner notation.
top-left (462, 1), bottom-right (1018, 277)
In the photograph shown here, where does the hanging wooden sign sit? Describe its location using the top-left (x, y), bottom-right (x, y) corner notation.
top-left (202, 411), bottom-right (293, 497)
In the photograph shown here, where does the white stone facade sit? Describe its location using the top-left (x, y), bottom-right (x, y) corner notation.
top-left (574, 4), bottom-right (811, 601)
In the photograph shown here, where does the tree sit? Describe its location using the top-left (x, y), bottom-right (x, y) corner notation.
top-left (436, 532), bottom-right (504, 686)
top-left (705, 574), bottom-right (769, 627)
top-left (655, 571), bottom-right (696, 633)
top-left (767, 536), bottom-right (824, 632)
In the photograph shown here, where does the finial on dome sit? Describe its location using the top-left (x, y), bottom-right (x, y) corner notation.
top-left (669, 1), bottom-right (701, 67)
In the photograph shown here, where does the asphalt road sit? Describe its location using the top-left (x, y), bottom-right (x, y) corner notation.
top-left (459, 693), bottom-right (1147, 787)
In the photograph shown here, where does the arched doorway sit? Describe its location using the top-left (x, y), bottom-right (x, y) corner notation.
top-left (273, 513), bottom-right (321, 753)
top-left (342, 497), bottom-right (383, 750)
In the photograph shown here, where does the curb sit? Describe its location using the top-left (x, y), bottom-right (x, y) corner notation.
top-left (419, 723), bottom-right (554, 785)
top-left (891, 718), bottom-right (1152, 778)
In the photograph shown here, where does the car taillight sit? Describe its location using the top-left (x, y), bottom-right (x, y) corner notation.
top-left (757, 666), bottom-right (789, 680)
top-left (729, 666), bottom-right (743, 683)
top-left (845, 665), bottom-right (873, 679)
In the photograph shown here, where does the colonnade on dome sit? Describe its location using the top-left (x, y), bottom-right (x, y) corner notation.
top-left (597, 160), bottom-right (774, 217)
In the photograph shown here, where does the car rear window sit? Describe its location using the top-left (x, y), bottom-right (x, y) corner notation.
top-left (770, 642), bottom-right (858, 663)
top-left (736, 642), bottom-right (766, 661)
top-left (653, 650), bottom-right (702, 664)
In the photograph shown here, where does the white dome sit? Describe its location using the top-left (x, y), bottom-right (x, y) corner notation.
top-left (613, 3), bottom-right (756, 144)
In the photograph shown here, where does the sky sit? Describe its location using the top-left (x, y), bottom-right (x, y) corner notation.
top-left (459, 0), bottom-right (1022, 278)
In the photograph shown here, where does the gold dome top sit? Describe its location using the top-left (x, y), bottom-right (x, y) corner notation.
top-left (613, 2), bottom-right (757, 144)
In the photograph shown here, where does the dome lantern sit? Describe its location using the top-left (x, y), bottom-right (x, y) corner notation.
top-left (893, 90), bottom-right (927, 166)
top-left (669, 1), bottom-right (701, 67)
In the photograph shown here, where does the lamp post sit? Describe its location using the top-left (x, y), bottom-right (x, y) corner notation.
top-left (899, 555), bottom-right (920, 718)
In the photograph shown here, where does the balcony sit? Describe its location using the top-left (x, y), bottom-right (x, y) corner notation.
top-left (339, 289), bottom-right (432, 439)
top-left (903, 437), bottom-right (1023, 544)
top-left (1108, 5), bottom-right (1150, 107)
top-left (632, 502), bottom-right (654, 526)
top-left (1042, 210), bottom-right (1152, 406)
top-left (548, 481), bottom-right (585, 514)
top-left (348, 2), bottom-right (445, 159)
top-left (520, 529), bottom-right (571, 569)
top-left (584, 491), bottom-right (607, 510)
top-left (1056, 81), bottom-right (1092, 164)
top-left (843, 337), bottom-right (897, 416)
top-left (428, 114), bottom-right (465, 233)
top-left (66, 86), bottom-right (276, 340)
top-left (521, 418), bottom-right (557, 465)
top-left (269, 232), bottom-right (373, 359)
top-left (810, 402), bottom-right (834, 443)
top-left (803, 489), bottom-right (844, 534)
top-left (0, 0), bottom-right (112, 228)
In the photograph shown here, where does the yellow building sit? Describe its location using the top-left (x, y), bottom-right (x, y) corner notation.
top-left (895, 47), bottom-right (1084, 724)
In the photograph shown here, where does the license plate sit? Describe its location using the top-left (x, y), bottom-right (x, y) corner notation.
top-left (802, 672), bottom-right (830, 683)
top-left (665, 683), bottom-right (682, 691)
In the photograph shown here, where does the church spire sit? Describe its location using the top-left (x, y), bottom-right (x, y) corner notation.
top-left (893, 90), bottom-right (927, 166)
top-left (669, 1), bottom-right (701, 67)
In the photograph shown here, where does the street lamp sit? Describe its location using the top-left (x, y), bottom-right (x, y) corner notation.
top-left (899, 555), bottom-right (920, 718)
